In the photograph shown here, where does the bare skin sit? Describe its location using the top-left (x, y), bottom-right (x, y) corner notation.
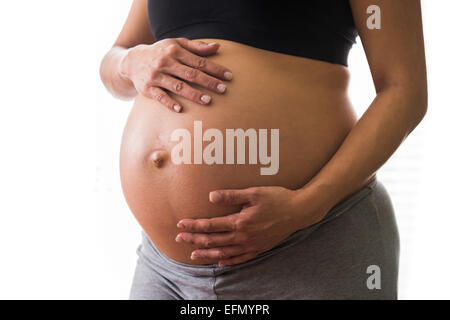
top-left (99, 0), bottom-right (232, 110)
top-left (119, 40), bottom-right (356, 265)
top-left (100, 0), bottom-right (427, 266)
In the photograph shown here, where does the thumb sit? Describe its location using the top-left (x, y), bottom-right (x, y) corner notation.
top-left (177, 38), bottom-right (220, 56)
top-left (209, 189), bottom-right (251, 205)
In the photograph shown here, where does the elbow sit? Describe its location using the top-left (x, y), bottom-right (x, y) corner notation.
top-left (405, 85), bottom-right (428, 132)
top-left (407, 85), bottom-right (428, 133)
top-left (375, 72), bottom-right (428, 124)
top-left (414, 84), bottom-right (428, 124)
top-left (421, 86), bottom-right (428, 116)
top-left (378, 80), bottom-right (428, 128)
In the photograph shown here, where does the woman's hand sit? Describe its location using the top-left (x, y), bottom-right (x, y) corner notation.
top-left (175, 186), bottom-right (330, 267)
top-left (118, 37), bottom-right (233, 112)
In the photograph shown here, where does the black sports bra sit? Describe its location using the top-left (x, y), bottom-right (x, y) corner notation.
top-left (147, 0), bottom-right (358, 66)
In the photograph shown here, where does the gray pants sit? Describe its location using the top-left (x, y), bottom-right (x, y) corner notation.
top-left (129, 178), bottom-right (399, 300)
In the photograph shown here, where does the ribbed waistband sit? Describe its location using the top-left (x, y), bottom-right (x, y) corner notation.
top-left (139, 177), bottom-right (378, 276)
top-left (158, 19), bottom-right (353, 66)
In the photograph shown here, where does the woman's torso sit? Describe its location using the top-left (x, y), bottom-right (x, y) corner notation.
top-left (119, 39), bottom-right (358, 265)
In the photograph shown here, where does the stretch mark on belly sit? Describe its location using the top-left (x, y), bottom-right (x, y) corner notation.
top-left (150, 150), bottom-right (168, 168)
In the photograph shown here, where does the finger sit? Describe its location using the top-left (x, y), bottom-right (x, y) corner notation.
top-left (175, 37), bottom-right (220, 56)
top-left (143, 86), bottom-right (182, 112)
top-left (218, 252), bottom-right (259, 267)
top-left (166, 63), bottom-right (227, 94)
top-left (156, 73), bottom-right (212, 105)
top-left (177, 213), bottom-right (240, 232)
top-left (175, 231), bottom-right (239, 247)
top-left (190, 245), bottom-right (247, 260)
top-left (209, 189), bottom-right (252, 205)
top-left (176, 48), bottom-right (233, 81)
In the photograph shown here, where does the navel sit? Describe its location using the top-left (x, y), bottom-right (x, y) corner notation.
top-left (149, 149), bottom-right (168, 168)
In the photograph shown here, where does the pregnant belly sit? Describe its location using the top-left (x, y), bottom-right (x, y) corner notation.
top-left (119, 39), bottom-right (358, 265)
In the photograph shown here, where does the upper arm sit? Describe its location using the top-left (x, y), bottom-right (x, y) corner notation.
top-left (349, 0), bottom-right (427, 97)
top-left (114, 0), bottom-right (156, 48)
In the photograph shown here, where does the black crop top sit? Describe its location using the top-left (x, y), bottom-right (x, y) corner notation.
top-left (147, 0), bottom-right (358, 66)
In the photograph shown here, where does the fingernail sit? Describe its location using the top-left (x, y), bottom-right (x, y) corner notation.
top-left (191, 253), bottom-right (198, 260)
top-left (201, 95), bottom-right (211, 104)
top-left (209, 191), bottom-right (222, 203)
top-left (173, 105), bottom-right (181, 112)
top-left (217, 83), bottom-right (226, 93)
top-left (218, 262), bottom-right (225, 267)
top-left (177, 221), bottom-right (185, 229)
top-left (207, 42), bottom-right (218, 46)
top-left (175, 234), bottom-right (182, 243)
top-left (224, 71), bottom-right (233, 80)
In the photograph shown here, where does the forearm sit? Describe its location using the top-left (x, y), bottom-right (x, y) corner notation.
top-left (298, 85), bottom-right (427, 216)
top-left (99, 46), bottom-right (137, 100)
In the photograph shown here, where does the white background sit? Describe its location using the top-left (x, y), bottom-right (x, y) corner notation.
top-left (0, 0), bottom-right (448, 299)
